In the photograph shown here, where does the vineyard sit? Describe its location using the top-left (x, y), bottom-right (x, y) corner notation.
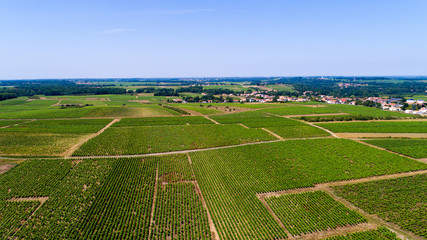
top-left (316, 121), bottom-right (427, 133)
top-left (265, 191), bottom-right (366, 236)
top-left (114, 116), bottom-right (213, 126)
top-left (333, 174), bottom-right (427, 238)
top-left (0, 95), bottom-right (426, 239)
top-left (0, 119), bottom-right (113, 156)
top-left (363, 139), bottom-right (427, 159)
top-left (210, 111), bottom-right (330, 138)
top-left (73, 124), bottom-right (276, 156)
top-left (189, 139), bottom-right (425, 239)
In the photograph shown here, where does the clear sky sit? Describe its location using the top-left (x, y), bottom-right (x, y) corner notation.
top-left (1, 0), bottom-right (426, 79)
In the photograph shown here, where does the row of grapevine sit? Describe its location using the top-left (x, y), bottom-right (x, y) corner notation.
top-left (12, 158), bottom-right (115, 239)
top-left (333, 174), bottom-right (427, 238)
top-left (0, 159), bottom-right (71, 200)
top-left (265, 191), bottom-right (366, 236)
top-left (76, 158), bottom-right (157, 239)
top-left (150, 183), bottom-right (211, 239)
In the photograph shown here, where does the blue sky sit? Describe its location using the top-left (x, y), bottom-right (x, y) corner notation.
top-left (1, 0), bottom-right (426, 79)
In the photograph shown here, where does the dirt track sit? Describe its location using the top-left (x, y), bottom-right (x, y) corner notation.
top-left (336, 132), bottom-right (427, 138)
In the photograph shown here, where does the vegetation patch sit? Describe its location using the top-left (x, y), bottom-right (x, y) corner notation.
top-left (316, 121), bottom-right (427, 133)
top-left (333, 174), bottom-right (427, 238)
top-left (266, 191), bottom-right (366, 236)
top-left (364, 139), bottom-right (427, 159)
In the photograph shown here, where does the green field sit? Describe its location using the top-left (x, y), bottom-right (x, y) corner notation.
top-left (0, 120), bottom-right (25, 127)
top-left (260, 105), bottom-right (339, 115)
top-left (174, 105), bottom-right (223, 114)
top-left (333, 174), bottom-right (427, 238)
top-left (189, 139), bottom-right (426, 239)
top-left (364, 139), bottom-right (427, 158)
top-left (0, 155), bottom-right (211, 239)
top-left (74, 124), bottom-right (276, 156)
top-left (316, 121), bottom-right (427, 133)
top-left (266, 191), bottom-right (366, 236)
top-left (0, 119), bottom-right (111, 156)
top-left (211, 111), bottom-right (330, 138)
top-left (114, 116), bottom-right (213, 126)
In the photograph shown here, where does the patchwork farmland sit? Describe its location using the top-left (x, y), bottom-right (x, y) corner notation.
top-left (0, 97), bottom-right (426, 240)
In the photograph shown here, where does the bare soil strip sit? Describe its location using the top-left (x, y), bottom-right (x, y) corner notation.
top-left (7, 196), bottom-right (50, 236)
top-left (238, 123), bottom-right (249, 129)
top-left (8, 196), bottom-right (49, 203)
top-left (287, 116), bottom-right (339, 138)
top-left (323, 187), bottom-right (424, 240)
top-left (0, 119), bottom-right (35, 129)
top-left (261, 128), bottom-right (284, 140)
top-left (294, 223), bottom-right (377, 240)
top-left (284, 113), bottom-right (349, 118)
top-left (67, 137), bottom-right (335, 160)
top-left (257, 195), bottom-right (292, 237)
top-left (0, 164), bottom-right (14, 174)
top-left (336, 132), bottom-right (427, 138)
top-left (353, 140), bottom-right (427, 164)
top-left (187, 154), bottom-right (220, 240)
top-left (148, 164), bottom-right (159, 240)
top-left (258, 169), bottom-right (427, 199)
top-left (258, 170), bottom-right (427, 240)
top-left (62, 118), bottom-right (121, 158)
top-left (203, 115), bottom-right (220, 124)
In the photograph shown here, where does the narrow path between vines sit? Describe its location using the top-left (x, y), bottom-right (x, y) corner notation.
top-left (187, 153), bottom-right (220, 240)
top-left (63, 118), bottom-right (120, 158)
top-left (257, 169), bottom-right (427, 240)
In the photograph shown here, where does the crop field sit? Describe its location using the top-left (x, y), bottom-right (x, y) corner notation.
top-left (0, 155), bottom-right (211, 239)
top-left (0, 119), bottom-right (112, 156)
top-left (324, 227), bottom-right (399, 240)
top-left (333, 174), bottom-right (427, 238)
top-left (211, 111), bottom-right (330, 138)
top-left (316, 121), bottom-right (427, 133)
top-left (364, 139), bottom-right (427, 159)
top-left (189, 139), bottom-right (426, 239)
top-left (174, 105), bottom-right (223, 114)
top-left (114, 116), bottom-right (213, 126)
top-left (326, 105), bottom-right (412, 118)
top-left (266, 191), bottom-right (366, 236)
top-left (74, 124), bottom-right (275, 156)
top-left (260, 105), bottom-right (340, 115)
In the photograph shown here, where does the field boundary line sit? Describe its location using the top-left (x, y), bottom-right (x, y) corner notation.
top-left (267, 113), bottom-right (339, 138)
top-left (257, 170), bottom-right (427, 240)
top-left (293, 223), bottom-right (377, 240)
top-left (187, 154), bottom-right (220, 240)
top-left (148, 164), bottom-right (159, 240)
top-left (256, 195), bottom-right (291, 237)
top-left (63, 118), bottom-right (120, 158)
top-left (352, 139), bottom-right (427, 164)
top-left (257, 169), bottom-right (427, 199)
top-left (203, 115), bottom-right (220, 124)
top-left (336, 132), bottom-right (427, 138)
top-left (68, 137), bottom-right (335, 159)
top-left (237, 123), bottom-right (249, 129)
top-left (323, 187), bottom-right (424, 240)
top-left (7, 196), bottom-right (49, 236)
top-left (0, 119), bottom-right (35, 129)
top-left (261, 128), bottom-right (284, 140)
